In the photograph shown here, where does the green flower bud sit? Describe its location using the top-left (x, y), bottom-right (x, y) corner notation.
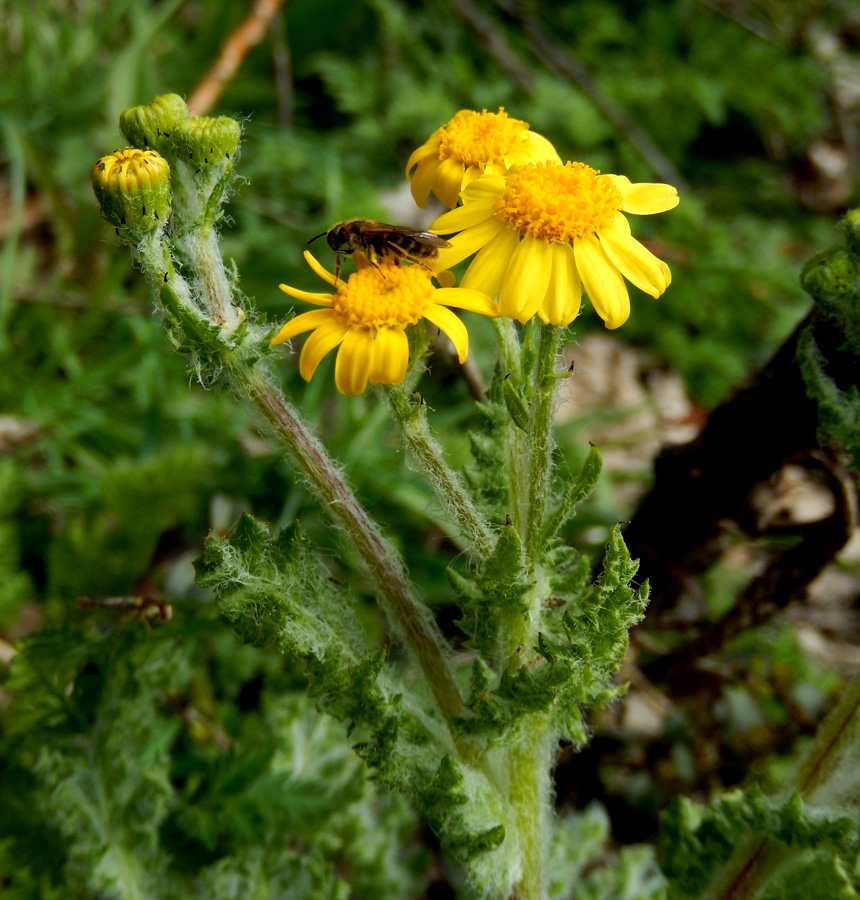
top-left (91, 148), bottom-right (171, 235)
top-left (119, 94), bottom-right (188, 155)
top-left (842, 208), bottom-right (860, 260)
top-left (800, 247), bottom-right (858, 306)
top-left (171, 116), bottom-right (241, 169)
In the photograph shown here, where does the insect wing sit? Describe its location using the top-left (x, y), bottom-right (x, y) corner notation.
top-left (357, 221), bottom-right (451, 251)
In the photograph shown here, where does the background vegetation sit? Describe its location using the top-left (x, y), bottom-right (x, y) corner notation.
top-left (1, 0), bottom-right (859, 897)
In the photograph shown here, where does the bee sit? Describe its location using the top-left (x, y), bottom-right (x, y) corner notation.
top-left (309, 219), bottom-right (451, 280)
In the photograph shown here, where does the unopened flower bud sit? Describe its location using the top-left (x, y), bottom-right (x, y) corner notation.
top-left (171, 116), bottom-right (241, 170)
top-left (801, 247), bottom-right (858, 305)
top-left (842, 208), bottom-right (860, 260)
top-left (91, 148), bottom-right (171, 235)
top-left (119, 94), bottom-right (188, 155)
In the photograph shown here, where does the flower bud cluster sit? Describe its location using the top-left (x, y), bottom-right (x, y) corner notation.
top-left (93, 95), bottom-right (242, 240)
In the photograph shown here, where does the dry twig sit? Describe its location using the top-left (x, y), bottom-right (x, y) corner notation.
top-left (187, 0), bottom-right (289, 116)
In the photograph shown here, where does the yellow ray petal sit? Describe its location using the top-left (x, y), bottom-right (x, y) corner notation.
top-left (303, 250), bottom-right (342, 288)
top-left (614, 178), bottom-right (679, 215)
top-left (334, 327), bottom-right (375, 395)
top-left (369, 326), bottom-right (410, 385)
top-left (498, 235), bottom-right (552, 323)
top-left (434, 217), bottom-right (506, 270)
top-left (460, 227), bottom-right (520, 299)
top-left (405, 134), bottom-right (441, 179)
top-left (410, 155), bottom-right (442, 209)
top-left (431, 194), bottom-right (498, 233)
top-left (271, 308), bottom-right (338, 346)
top-left (459, 174), bottom-right (507, 205)
top-left (461, 164), bottom-right (484, 191)
top-left (433, 286), bottom-right (498, 316)
top-left (598, 215), bottom-right (669, 298)
top-left (483, 160), bottom-right (507, 176)
top-left (508, 131), bottom-right (561, 166)
top-left (575, 234), bottom-right (630, 329)
top-left (423, 304), bottom-right (468, 362)
top-left (434, 157), bottom-right (467, 209)
top-left (279, 284), bottom-right (335, 306)
top-left (298, 317), bottom-right (351, 380)
top-left (540, 242), bottom-right (581, 326)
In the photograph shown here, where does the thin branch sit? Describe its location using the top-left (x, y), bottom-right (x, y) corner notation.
top-left (187, 0), bottom-right (289, 116)
top-left (269, 9), bottom-right (294, 130)
top-left (447, 0), bottom-right (533, 91)
top-left (695, 0), bottom-right (777, 44)
top-left (495, 0), bottom-right (690, 193)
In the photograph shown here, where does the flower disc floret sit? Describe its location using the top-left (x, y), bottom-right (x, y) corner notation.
top-left (406, 108), bottom-right (560, 210)
top-left (272, 252), bottom-right (498, 395)
top-left (438, 109), bottom-right (531, 169)
top-left (495, 162), bottom-right (622, 243)
top-left (333, 265), bottom-right (432, 329)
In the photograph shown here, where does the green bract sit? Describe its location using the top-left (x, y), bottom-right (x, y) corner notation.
top-left (171, 115), bottom-right (241, 169)
top-left (119, 93), bottom-right (189, 155)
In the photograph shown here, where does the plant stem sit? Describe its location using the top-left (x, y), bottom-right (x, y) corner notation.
top-left (383, 383), bottom-right (495, 557)
top-left (496, 321), bottom-right (561, 900)
top-left (242, 372), bottom-right (464, 720)
top-left (508, 720), bottom-right (553, 900)
top-left (525, 325), bottom-right (560, 561)
top-left (182, 228), bottom-right (242, 332)
top-left (493, 317), bottom-right (523, 386)
top-left (493, 318), bottom-right (528, 534)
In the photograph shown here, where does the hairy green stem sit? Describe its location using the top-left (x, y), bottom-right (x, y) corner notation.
top-left (508, 720), bottom-right (554, 900)
top-left (243, 372), bottom-right (464, 720)
top-left (182, 229), bottom-right (242, 332)
top-left (493, 317), bottom-right (523, 386)
top-left (495, 321), bottom-right (561, 900)
top-left (493, 318), bottom-right (528, 534)
top-left (383, 383), bottom-right (495, 556)
top-left (525, 325), bottom-right (560, 561)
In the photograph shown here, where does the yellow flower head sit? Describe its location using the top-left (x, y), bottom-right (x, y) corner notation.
top-left (430, 162), bottom-right (679, 330)
top-left (272, 252), bottom-right (498, 395)
top-left (406, 108), bottom-right (560, 210)
top-left (91, 148), bottom-right (171, 234)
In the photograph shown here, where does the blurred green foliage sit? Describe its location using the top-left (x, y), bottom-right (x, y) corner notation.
top-left (2, 0), bottom-right (859, 896)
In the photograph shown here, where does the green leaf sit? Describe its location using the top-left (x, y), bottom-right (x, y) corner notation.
top-left (660, 788), bottom-right (860, 900)
top-left (449, 520), bottom-right (530, 659)
top-left (502, 376), bottom-right (530, 431)
top-left (542, 446), bottom-right (603, 542)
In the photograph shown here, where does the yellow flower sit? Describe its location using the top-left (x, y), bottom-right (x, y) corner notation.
top-left (430, 162), bottom-right (679, 330)
top-left (272, 252), bottom-right (498, 395)
top-left (406, 108), bottom-right (560, 210)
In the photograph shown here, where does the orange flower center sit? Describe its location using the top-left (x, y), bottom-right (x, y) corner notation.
top-left (438, 108), bottom-right (531, 169)
top-left (493, 161), bottom-right (622, 242)
top-left (332, 263), bottom-right (434, 330)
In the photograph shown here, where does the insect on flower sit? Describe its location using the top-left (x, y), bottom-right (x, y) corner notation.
top-left (77, 595), bottom-right (173, 629)
top-left (309, 219), bottom-right (451, 280)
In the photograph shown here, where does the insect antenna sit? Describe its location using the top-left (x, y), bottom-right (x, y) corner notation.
top-left (307, 231), bottom-right (328, 246)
